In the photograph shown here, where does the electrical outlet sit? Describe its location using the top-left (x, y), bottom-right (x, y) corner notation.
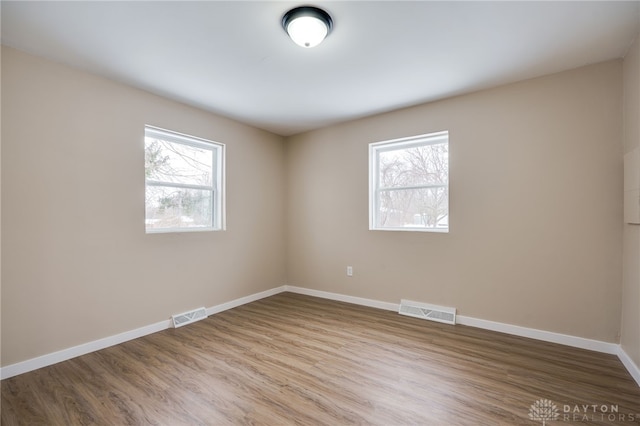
top-left (347, 266), bottom-right (353, 276)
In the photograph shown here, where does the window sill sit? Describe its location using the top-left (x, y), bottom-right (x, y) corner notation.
top-left (369, 227), bottom-right (449, 233)
top-left (146, 227), bottom-right (223, 234)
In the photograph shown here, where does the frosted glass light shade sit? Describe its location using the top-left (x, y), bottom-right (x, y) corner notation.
top-left (282, 6), bottom-right (333, 48)
top-left (286, 16), bottom-right (328, 48)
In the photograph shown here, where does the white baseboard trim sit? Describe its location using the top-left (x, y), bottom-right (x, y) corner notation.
top-left (456, 315), bottom-right (619, 355)
top-left (0, 319), bottom-right (171, 380)
top-left (206, 286), bottom-right (286, 316)
top-left (284, 285), bottom-right (399, 312)
top-left (2, 284), bottom-right (637, 388)
top-left (0, 286), bottom-right (287, 380)
top-left (618, 346), bottom-right (640, 387)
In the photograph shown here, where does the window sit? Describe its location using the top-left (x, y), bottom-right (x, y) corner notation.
top-left (144, 126), bottom-right (225, 233)
top-left (369, 131), bottom-right (449, 232)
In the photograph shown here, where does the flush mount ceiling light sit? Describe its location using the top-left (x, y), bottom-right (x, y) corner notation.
top-left (282, 6), bottom-right (333, 48)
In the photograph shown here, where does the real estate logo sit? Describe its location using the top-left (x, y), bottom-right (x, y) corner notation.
top-left (529, 399), bottom-right (560, 425)
top-left (528, 399), bottom-right (638, 424)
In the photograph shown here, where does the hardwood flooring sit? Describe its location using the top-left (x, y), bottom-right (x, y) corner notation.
top-left (2, 292), bottom-right (640, 425)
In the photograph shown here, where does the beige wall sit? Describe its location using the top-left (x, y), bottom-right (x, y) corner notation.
top-left (1, 45), bottom-right (3, 368)
top-left (622, 36), bottom-right (640, 368)
top-left (286, 61), bottom-right (623, 343)
top-left (0, 46), bottom-right (629, 367)
top-left (1, 47), bottom-right (286, 366)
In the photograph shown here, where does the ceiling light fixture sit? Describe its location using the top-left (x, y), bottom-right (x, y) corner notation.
top-left (282, 6), bottom-right (333, 48)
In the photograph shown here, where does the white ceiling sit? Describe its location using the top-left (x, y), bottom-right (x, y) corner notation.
top-left (2, 1), bottom-right (639, 136)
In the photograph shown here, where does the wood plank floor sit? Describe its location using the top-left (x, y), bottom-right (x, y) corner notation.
top-left (2, 292), bottom-right (640, 425)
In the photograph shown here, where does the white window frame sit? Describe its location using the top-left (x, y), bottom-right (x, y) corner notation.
top-left (369, 131), bottom-right (449, 233)
top-left (144, 126), bottom-right (225, 233)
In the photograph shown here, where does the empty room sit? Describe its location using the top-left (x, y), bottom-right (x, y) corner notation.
top-left (2, 1), bottom-right (640, 424)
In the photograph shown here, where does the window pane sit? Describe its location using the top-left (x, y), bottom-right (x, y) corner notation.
top-left (145, 185), bottom-right (213, 229)
top-left (145, 137), bottom-right (213, 186)
top-left (379, 142), bottom-right (448, 188)
top-left (377, 187), bottom-right (448, 229)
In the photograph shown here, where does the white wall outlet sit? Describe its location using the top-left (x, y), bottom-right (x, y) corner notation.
top-left (347, 266), bottom-right (353, 276)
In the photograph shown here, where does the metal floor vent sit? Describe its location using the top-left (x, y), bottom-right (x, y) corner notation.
top-left (172, 307), bottom-right (207, 328)
top-left (399, 300), bottom-right (456, 325)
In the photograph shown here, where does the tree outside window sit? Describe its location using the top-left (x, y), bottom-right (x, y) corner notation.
top-left (370, 132), bottom-right (449, 232)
